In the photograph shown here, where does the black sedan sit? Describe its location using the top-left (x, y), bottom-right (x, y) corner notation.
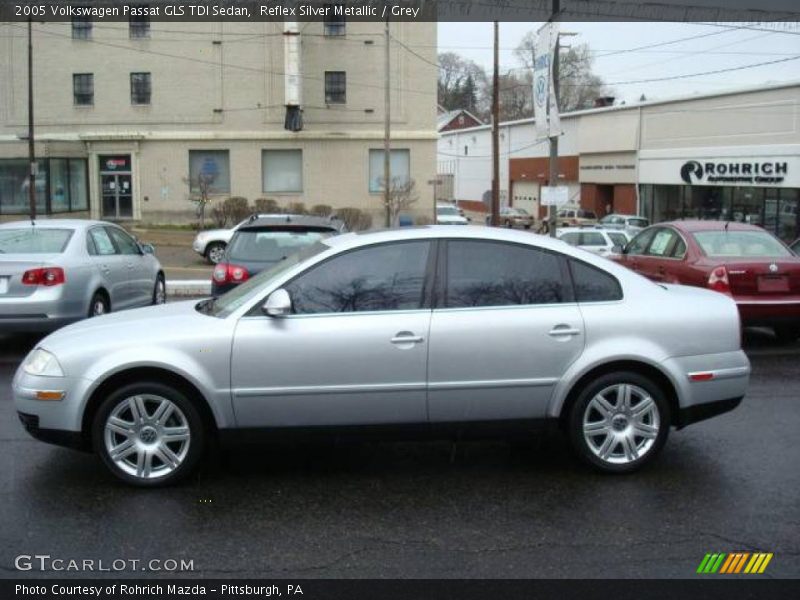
top-left (211, 215), bottom-right (345, 296)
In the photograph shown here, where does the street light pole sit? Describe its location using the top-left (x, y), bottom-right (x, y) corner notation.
top-left (27, 16), bottom-right (36, 223)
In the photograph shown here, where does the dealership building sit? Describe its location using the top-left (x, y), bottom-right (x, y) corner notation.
top-left (437, 80), bottom-right (800, 242)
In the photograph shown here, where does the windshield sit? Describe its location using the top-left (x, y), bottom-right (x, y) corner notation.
top-left (198, 240), bottom-right (331, 318)
top-left (228, 230), bottom-right (331, 263)
top-left (692, 230), bottom-right (792, 258)
top-left (0, 228), bottom-right (73, 254)
top-left (437, 206), bottom-right (460, 216)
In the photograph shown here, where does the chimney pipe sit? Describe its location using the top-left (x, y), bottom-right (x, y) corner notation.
top-left (283, 21), bottom-right (302, 131)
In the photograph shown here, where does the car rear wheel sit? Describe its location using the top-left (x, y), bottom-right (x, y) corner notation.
top-left (205, 242), bottom-right (226, 265)
top-left (504, 219), bottom-right (512, 228)
top-left (774, 326), bottom-right (800, 344)
top-left (567, 371), bottom-right (670, 473)
top-left (92, 382), bottom-right (205, 487)
top-left (88, 292), bottom-right (109, 318)
top-left (152, 275), bottom-right (166, 305)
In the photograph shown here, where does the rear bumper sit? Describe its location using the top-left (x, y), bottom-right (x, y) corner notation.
top-left (0, 287), bottom-right (83, 331)
top-left (735, 297), bottom-right (800, 327)
top-left (0, 315), bottom-right (77, 332)
top-left (676, 396), bottom-right (743, 429)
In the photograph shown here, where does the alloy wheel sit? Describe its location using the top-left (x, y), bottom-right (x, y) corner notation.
top-left (207, 244), bottom-right (225, 264)
top-left (154, 278), bottom-right (166, 304)
top-left (103, 394), bottom-right (191, 480)
top-left (582, 383), bottom-right (660, 465)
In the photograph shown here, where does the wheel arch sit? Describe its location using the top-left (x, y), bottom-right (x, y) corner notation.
top-left (81, 366), bottom-right (219, 446)
top-left (90, 286), bottom-right (111, 312)
top-left (556, 360), bottom-right (680, 428)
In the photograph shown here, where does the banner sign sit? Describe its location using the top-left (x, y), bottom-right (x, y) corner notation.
top-left (533, 21), bottom-right (561, 140)
top-left (541, 185), bottom-right (569, 206)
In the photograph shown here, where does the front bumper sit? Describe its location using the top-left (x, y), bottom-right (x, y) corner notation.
top-left (192, 239), bottom-right (206, 256)
top-left (17, 412), bottom-right (88, 450)
top-left (12, 366), bottom-right (93, 435)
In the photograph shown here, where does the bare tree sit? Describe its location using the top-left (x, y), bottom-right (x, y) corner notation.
top-left (513, 35), bottom-right (611, 112)
top-left (380, 178), bottom-right (419, 228)
top-left (183, 172), bottom-right (214, 230)
top-left (438, 52), bottom-right (489, 116)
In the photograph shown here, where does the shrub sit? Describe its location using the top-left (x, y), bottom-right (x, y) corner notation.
top-left (209, 202), bottom-right (229, 228)
top-left (310, 204), bottom-right (333, 217)
top-left (336, 207), bottom-right (373, 231)
top-left (253, 197), bottom-right (280, 214)
top-left (287, 202), bottom-right (308, 215)
top-left (224, 196), bottom-right (250, 223)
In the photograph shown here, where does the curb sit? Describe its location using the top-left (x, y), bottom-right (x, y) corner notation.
top-left (166, 279), bottom-right (210, 297)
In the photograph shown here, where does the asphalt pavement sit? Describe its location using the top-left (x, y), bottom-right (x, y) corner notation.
top-left (0, 328), bottom-right (798, 579)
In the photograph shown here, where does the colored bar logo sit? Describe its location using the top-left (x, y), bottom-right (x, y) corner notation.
top-left (697, 552), bottom-right (773, 574)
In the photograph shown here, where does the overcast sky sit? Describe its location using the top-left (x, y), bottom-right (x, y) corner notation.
top-left (437, 22), bottom-right (800, 105)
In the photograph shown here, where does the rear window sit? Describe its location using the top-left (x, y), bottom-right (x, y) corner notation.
top-left (628, 218), bottom-right (649, 228)
top-left (0, 228), bottom-right (73, 254)
top-left (692, 230), bottom-right (791, 258)
top-left (437, 206), bottom-right (460, 216)
top-left (582, 232), bottom-right (606, 246)
top-left (607, 232), bottom-right (629, 248)
top-left (578, 210), bottom-right (597, 219)
top-left (228, 230), bottom-right (331, 263)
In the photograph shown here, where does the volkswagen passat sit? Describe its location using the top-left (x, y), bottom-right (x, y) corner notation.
top-left (14, 227), bottom-right (750, 486)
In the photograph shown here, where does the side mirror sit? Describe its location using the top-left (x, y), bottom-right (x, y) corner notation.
top-left (140, 243), bottom-right (155, 255)
top-left (262, 288), bottom-right (292, 317)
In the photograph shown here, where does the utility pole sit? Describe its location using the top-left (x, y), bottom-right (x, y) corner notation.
top-left (383, 18), bottom-right (392, 228)
top-left (490, 21), bottom-right (500, 227)
top-left (27, 16), bottom-right (36, 223)
top-left (547, 0), bottom-right (560, 237)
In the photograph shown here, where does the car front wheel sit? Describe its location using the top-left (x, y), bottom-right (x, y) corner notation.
top-left (92, 382), bottom-right (205, 486)
top-left (152, 275), bottom-right (166, 305)
top-left (567, 371), bottom-right (670, 473)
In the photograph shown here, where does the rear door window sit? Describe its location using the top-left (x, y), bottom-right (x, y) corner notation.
top-left (568, 259), bottom-right (622, 302)
top-left (625, 229), bottom-right (656, 256)
top-left (88, 227), bottom-right (117, 256)
top-left (646, 229), bottom-right (678, 257)
top-left (444, 240), bottom-right (568, 307)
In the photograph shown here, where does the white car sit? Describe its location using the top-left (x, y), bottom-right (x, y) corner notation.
top-left (192, 214), bottom-right (287, 264)
top-left (557, 227), bottom-right (631, 257)
top-left (436, 204), bottom-right (469, 225)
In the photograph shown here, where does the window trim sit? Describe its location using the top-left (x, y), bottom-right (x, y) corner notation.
top-left (437, 238), bottom-right (575, 310)
top-left (246, 239), bottom-right (438, 318)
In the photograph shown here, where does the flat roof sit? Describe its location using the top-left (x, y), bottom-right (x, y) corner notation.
top-left (439, 79), bottom-right (800, 137)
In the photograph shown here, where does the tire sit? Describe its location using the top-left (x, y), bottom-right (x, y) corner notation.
top-left (152, 274), bottom-right (166, 305)
top-left (524, 224), bottom-right (531, 230)
top-left (205, 242), bottom-right (226, 265)
top-left (504, 220), bottom-right (512, 228)
top-left (88, 291), bottom-right (109, 318)
top-left (567, 371), bottom-right (670, 474)
top-left (774, 325), bottom-right (800, 344)
top-left (92, 381), bottom-right (205, 487)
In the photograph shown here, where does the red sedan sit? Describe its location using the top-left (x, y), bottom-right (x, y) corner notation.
top-left (614, 221), bottom-right (800, 342)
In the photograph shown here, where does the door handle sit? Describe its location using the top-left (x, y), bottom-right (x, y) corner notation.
top-left (548, 326), bottom-right (581, 337)
top-left (391, 333), bottom-right (424, 344)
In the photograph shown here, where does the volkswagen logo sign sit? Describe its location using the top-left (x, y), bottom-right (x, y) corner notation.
top-left (769, 263), bottom-right (779, 273)
top-left (535, 76), bottom-right (547, 107)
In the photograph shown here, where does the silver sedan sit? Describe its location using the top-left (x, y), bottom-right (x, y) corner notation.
top-left (0, 219), bottom-right (165, 332)
top-left (13, 226), bottom-right (749, 485)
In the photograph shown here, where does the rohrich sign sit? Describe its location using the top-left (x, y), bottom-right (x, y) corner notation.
top-left (638, 155), bottom-right (799, 189)
top-left (680, 160), bottom-right (788, 185)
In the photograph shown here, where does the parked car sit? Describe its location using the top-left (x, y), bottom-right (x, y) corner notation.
top-left (211, 215), bottom-right (345, 295)
top-left (485, 206), bottom-right (536, 229)
top-left (0, 220), bottom-right (164, 332)
top-left (598, 213), bottom-right (649, 234)
top-left (15, 226), bottom-right (749, 486)
top-left (192, 213), bottom-right (285, 265)
top-left (557, 227), bottom-right (631, 257)
top-left (614, 221), bottom-right (800, 342)
top-left (436, 203), bottom-right (470, 225)
top-left (557, 206), bottom-right (598, 228)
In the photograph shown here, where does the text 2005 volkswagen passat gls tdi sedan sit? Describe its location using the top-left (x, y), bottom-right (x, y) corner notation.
top-left (14, 227), bottom-right (750, 486)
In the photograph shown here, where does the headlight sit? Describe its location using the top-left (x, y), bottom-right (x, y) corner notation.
top-left (23, 348), bottom-right (64, 377)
